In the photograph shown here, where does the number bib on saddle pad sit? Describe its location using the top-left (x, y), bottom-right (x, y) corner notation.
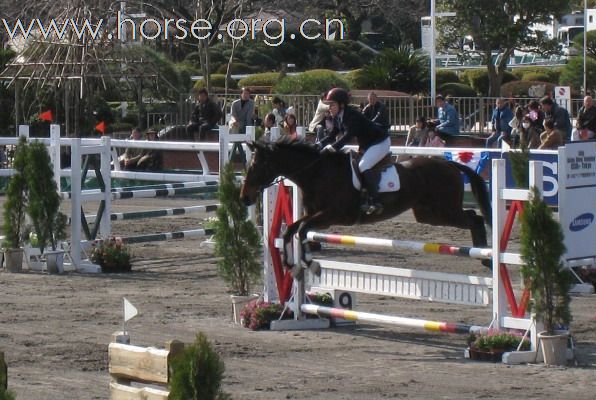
top-left (349, 152), bottom-right (400, 193)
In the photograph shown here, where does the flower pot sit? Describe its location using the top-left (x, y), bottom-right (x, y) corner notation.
top-left (4, 248), bottom-right (24, 273)
top-left (538, 331), bottom-right (568, 366)
top-left (230, 294), bottom-right (259, 324)
top-left (468, 347), bottom-right (505, 362)
top-left (45, 250), bottom-right (65, 274)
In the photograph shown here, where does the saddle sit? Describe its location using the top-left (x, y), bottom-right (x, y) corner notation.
top-left (348, 151), bottom-right (400, 193)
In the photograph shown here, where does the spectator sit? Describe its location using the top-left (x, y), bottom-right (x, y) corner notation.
top-left (271, 97), bottom-right (286, 127)
top-left (362, 91), bottom-right (390, 133)
top-left (137, 129), bottom-right (164, 171)
top-left (263, 113), bottom-right (277, 141)
top-left (486, 98), bottom-right (514, 148)
top-left (539, 118), bottom-right (564, 150)
top-left (432, 94), bottom-right (460, 141)
top-left (540, 96), bottom-right (572, 141)
top-left (518, 115), bottom-right (541, 149)
top-left (187, 88), bottom-right (222, 141)
top-left (527, 100), bottom-right (545, 135)
top-left (119, 127), bottom-right (143, 170)
top-left (405, 116), bottom-right (429, 147)
top-left (309, 92), bottom-right (330, 142)
top-left (424, 122), bottom-right (446, 147)
top-left (282, 113), bottom-right (299, 141)
top-left (572, 95), bottom-right (596, 141)
top-left (229, 87), bottom-right (254, 134)
top-left (509, 106), bottom-right (524, 148)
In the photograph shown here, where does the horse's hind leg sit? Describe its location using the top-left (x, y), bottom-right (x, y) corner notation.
top-left (465, 209), bottom-right (492, 269)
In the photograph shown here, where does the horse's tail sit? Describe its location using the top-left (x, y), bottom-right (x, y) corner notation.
top-left (448, 161), bottom-right (492, 227)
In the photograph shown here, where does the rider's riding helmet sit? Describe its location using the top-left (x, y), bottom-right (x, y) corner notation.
top-left (324, 88), bottom-right (350, 105)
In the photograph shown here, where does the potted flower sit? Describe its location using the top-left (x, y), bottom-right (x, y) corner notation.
top-left (2, 137), bottom-right (29, 272)
top-left (520, 187), bottom-right (573, 366)
top-left (90, 237), bottom-right (132, 272)
top-left (213, 163), bottom-right (261, 323)
top-left (25, 141), bottom-right (67, 273)
top-left (240, 300), bottom-right (291, 330)
top-left (467, 331), bottom-right (530, 362)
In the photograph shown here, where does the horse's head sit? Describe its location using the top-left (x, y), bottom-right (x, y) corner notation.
top-left (240, 141), bottom-right (278, 206)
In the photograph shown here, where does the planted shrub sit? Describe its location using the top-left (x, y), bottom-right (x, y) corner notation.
top-left (275, 69), bottom-right (350, 95)
top-left (462, 69), bottom-right (517, 96)
top-left (169, 332), bottom-right (226, 400)
top-left (439, 82), bottom-right (477, 97)
top-left (521, 72), bottom-right (552, 83)
top-left (90, 237), bottom-right (132, 273)
top-left (238, 72), bottom-right (282, 88)
top-left (2, 136), bottom-right (29, 249)
top-left (500, 80), bottom-right (555, 98)
top-left (194, 74), bottom-right (238, 90)
top-left (437, 69), bottom-right (460, 86)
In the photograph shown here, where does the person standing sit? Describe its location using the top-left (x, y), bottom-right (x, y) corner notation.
top-left (486, 98), bottom-right (514, 148)
top-left (572, 95), bottom-right (596, 141)
top-left (540, 96), bottom-right (572, 141)
top-left (229, 87), bottom-right (255, 134)
top-left (187, 88), bottom-right (222, 141)
top-left (362, 91), bottom-right (390, 133)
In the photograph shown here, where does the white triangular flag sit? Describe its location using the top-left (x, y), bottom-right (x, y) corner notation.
top-left (123, 297), bottom-right (138, 322)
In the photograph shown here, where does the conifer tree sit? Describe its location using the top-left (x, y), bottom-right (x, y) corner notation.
top-left (214, 163), bottom-right (261, 295)
top-left (3, 137), bottom-right (29, 249)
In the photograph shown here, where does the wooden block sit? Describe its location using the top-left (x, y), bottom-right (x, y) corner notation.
top-left (108, 343), bottom-right (169, 384)
top-left (109, 381), bottom-right (169, 400)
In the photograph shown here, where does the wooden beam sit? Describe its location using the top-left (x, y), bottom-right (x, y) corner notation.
top-left (109, 381), bottom-right (169, 400)
top-left (108, 343), bottom-right (169, 384)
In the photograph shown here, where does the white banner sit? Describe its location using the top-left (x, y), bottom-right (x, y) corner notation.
top-left (558, 142), bottom-right (596, 263)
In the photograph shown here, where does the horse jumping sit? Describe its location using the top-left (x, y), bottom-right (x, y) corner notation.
top-left (240, 139), bottom-right (492, 275)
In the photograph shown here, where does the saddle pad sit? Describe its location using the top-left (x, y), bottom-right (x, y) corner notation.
top-left (350, 153), bottom-right (400, 193)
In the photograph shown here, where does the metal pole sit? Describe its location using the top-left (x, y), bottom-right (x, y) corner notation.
top-left (430, 0), bottom-right (436, 103)
top-left (584, 0), bottom-right (588, 95)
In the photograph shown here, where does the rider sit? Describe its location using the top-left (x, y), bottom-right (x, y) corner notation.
top-left (319, 88), bottom-right (390, 215)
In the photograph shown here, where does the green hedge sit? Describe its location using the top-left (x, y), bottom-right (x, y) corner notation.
top-left (194, 74), bottom-right (238, 90)
top-left (238, 72), bottom-right (282, 88)
top-left (437, 70), bottom-right (460, 86)
top-left (512, 67), bottom-right (562, 84)
top-left (461, 69), bottom-right (517, 95)
top-left (344, 69), bottom-right (369, 89)
top-left (215, 62), bottom-right (255, 75)
top-left (500, 80), bottom-right (555, 98)
top-left (438, 83), bottom-right (477, 97)
top-left (275, 69), bottom-right (350, 94)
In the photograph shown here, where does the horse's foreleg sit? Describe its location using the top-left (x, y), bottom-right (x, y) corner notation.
top-left (465, 209), bottom-right (492, 269)
top-left (295, 211), bottom-right (332, 276)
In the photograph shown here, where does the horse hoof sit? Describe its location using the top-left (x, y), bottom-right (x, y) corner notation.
top-left (308, 261), bottom-right (322, 276)
top-left (481, 259), bottom-right (493, 270)
top-left (290, 266), bottom-right (304, 281)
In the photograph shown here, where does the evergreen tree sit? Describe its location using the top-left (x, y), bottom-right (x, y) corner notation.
top-left (2, 137), bottom-right (29, 249)
top-left (214, 163), bottom-right (261, 296)
top-left (520, 187), bottom-right (573, 334)
top-left (169, 333), bottom-right (226, 400)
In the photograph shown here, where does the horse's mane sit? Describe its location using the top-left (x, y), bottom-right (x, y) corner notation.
top-left (272, 137), bottom-right (321, 155)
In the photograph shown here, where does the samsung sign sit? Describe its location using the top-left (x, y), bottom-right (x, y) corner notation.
top-left (569, 213), bottom-right (594, 232)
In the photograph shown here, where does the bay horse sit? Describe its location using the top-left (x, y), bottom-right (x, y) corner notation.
top-left (240, 138), bottom-right (492, 276)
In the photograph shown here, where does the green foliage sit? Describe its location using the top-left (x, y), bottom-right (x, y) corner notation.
top-left (572, 30), bottom-right (596, 58)
top-left (436, 69), bottom-right (460, 86)
top-left (25, 141), bottom-right (66, 252)
top-left (0, 352), bottom-right (15, 400)
top-left (344, 69), bottom-right (367, 89)
top-left (360, 47), bottom-right (429, 94)
top-left (214, 163), bottom-right (261, 295)
top-left (520, 187), bottom-right (573, 334)
top-left (468, 331), bottom-right (530, 351)
top-left (169, 332), bottom-right (226, 400)
top-left (508, 142), bottom-right (530, 188)
top-left (438, 83), bottom-right (477, 97)
top-left (240, 301), bottom-right (288, 330)
top-left (307, 292), bottom-right (334, 306)
top-left (90, 237), bottom-right (132, 273)
top-left (462, 69), bottom-right (517, 96)
top-left (194, 74), bottom-right (238, 90)
top-left (512, 67), bottom-right (562, 84)
top-left (328, 40), bottom-right (375, 69)
top-left (500, 80), bottom-right (555, 98)
top-left (215, 62), bottom-right (255, 75)
top-left (560, 56), bottom-right (596, 93)
top-left (237, 72), bottom-right (282, 88)
top-left (275, 69), bottom-right (350, 95)
top-left (3, 137), bottom-right (29, 249)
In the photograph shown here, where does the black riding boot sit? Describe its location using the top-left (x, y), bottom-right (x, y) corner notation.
top-left (361, 170), bottom-right (383, 215)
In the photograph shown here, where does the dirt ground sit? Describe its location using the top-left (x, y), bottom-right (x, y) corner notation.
top-left (1, 195), bottom-right (595, 400)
